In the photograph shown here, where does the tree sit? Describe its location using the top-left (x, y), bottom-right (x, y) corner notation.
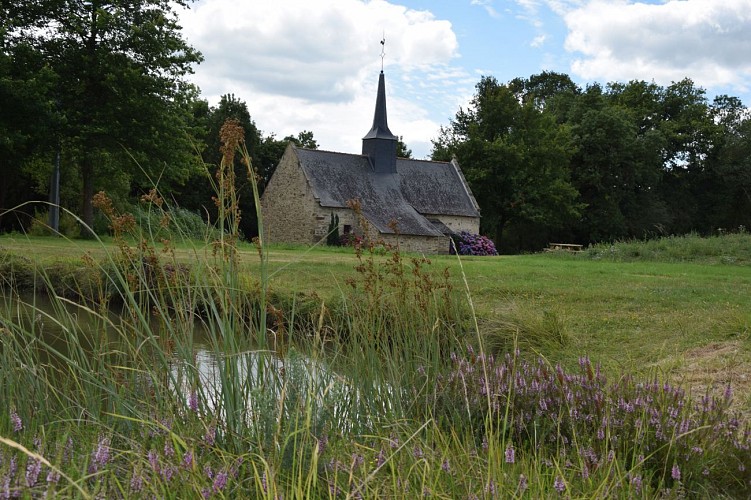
top-left (0, 38), bottom-right (59, 230)
top-left (4, 0), bottom-right (203, 231)
top-left (284, 130), bottom-right (318, 150)
top-left (701, 96), bottom-right (751, 231)
top-left (509, 71), bottom-right (580, 111)
top-left (181, 94), bottom-right (320, 239)
top-left (432, 76), bottom-right (581, 252)
top-left (396, 136), bottom-right (412, 158)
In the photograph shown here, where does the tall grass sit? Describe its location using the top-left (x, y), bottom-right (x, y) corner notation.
top-left (585, 230), bottom-right (751, 265)
top-left (1, 125), bottom-right (750, 497)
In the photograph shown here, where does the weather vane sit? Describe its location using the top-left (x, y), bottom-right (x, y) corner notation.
top-left (380, 33), bottom-right (386, 71)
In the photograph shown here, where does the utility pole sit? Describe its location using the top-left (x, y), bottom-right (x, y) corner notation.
top-left (48, 149), bottom-right (60, 233)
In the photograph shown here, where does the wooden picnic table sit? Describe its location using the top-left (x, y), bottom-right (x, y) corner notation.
top-left (547, 243), bottom-right (584, 252)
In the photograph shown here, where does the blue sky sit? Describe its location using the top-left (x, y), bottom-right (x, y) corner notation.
top-left (180, 0), bottom-right (751, 159)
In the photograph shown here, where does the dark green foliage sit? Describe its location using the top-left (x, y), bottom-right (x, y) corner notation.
top-left (180, 95), bottom-right (319, 240)
top-left (432, 76), bottom-right (582, 251)
top-left (2, 0), bottom-right (204, 231)
top-left (326, 213), bottom-right (340, 246)
top-left (435, 72), bottom-right (751, 251)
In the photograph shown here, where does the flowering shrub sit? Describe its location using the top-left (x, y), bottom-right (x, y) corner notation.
top-left (429, 348), bottom-right (751, 496)
top-left (450, 232), bottom-right (498, 256)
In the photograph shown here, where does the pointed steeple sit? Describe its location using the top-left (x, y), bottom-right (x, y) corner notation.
top-left (362, 70), bottom-right (398, 174)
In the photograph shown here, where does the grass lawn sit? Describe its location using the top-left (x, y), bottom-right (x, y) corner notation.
top-left (3, 233), bottom-right (750, 409)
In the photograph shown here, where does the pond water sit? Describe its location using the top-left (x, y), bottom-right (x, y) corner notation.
top-left (0, 292), bottom-right (357, 427)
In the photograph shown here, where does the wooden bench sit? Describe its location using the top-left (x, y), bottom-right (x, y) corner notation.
top-left (547, 243), bottom-right (584, 252)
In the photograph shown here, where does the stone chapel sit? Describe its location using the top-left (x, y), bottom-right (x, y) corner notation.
top-left (260, 70), bottom-right (480, 253)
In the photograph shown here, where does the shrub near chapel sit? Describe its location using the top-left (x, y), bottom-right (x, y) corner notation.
top-left (451, 231), bottom-right (498, 256)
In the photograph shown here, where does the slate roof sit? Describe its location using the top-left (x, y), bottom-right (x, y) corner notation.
top-left (294, 147), bottom-right (480, 237)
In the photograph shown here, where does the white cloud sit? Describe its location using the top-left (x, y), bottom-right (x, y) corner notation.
top-left (563, 0), bottom-right (751, 92)
top-left (531, 34), bottom-right (547, 47)
top-left (179, 0), bottom-right (461, 158)
top-left (471, 0), bottom-right (501, 19)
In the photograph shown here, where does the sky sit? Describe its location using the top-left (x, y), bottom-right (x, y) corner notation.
top-left (179, 0), bottom-right (751, 159)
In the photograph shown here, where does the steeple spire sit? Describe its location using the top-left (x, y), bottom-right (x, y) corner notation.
top-left (362, 67), bottom-right (398, 173)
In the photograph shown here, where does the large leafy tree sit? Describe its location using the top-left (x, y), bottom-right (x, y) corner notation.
top-left (0, 37), bottom-right (59, 230)
top-left (182, 94), bottom-right (319, 239)
top-left (3, 0), bottom-right (203, 230)
top-left (563, 83), bottom-right (668, 241)
top-left (701, 95), bottom-right (751, 231)
top-left (432, 76), bottom-right (581, 251)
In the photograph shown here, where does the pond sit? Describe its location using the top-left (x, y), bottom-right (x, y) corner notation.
top-left (0, 292), bottom-right (365, 431)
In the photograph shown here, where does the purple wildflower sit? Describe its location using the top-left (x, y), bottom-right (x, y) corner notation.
top-left (182, 450), bottom-right (194, 469)
top-left (130, 469), bottom-right (144, 492)
top-left (213, 470), bottom-right (228, 492)
top-left (148, 449), bottom-right (159, 473)
top-left (46, 468), bottom-right (60, 485)
top-left (2, 476), bottom-right (10, 500)
top-left (261, 470), bottom-right (268, 493)
top-left (352, 453), bottom-right (365, 468)
top-left (10, 411), bottom-right (22, 433)
top-left (189, 390), bottom-right (199, 413)
top-left (204, 425), bottom-right (216, 447)
top-left (231, 456), bottom-right (244, 478)
top-left (505, 445), bottom-right (515, 464)
top-left (671, 463), bottom-right (681, 481)
top-left (94, 436), bottom-right (111, 468)
top-left (724, 384), bottom-right (733, 401)
top-left (25, 458), bottom-right (41, 487)
top-left (389, 434), bottom-right (399, 449)
top-left (441, 458), bottom-right (451, 473)
top-left (413, 446), bottom-right (424, 459)
top-left (518, 474), bottom-right (528, 492)
top-left (631, 474), bottom-right (642, 493)
top-left (63, 437), bottom-right (74, 464)
top-left (485, 479), bottom-right (496, 495)
top-left (162, 464), bottom-right (176, 482)
top-left (554, 475), bottom-right (566, 494)
top-left (164, 441), bottom-right (175, 458)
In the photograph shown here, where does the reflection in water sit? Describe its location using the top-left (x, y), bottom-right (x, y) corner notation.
top-left (3, 292), bottom-right (364, 432)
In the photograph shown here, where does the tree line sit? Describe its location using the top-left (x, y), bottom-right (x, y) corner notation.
top-left (0, 0), bottom-right (316, 239)
top-left (432, 73), bottom-right (751, 252)
top-left (2, 3), bottom-right (749, 251)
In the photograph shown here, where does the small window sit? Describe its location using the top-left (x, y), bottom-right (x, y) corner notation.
top-left (343, 224), bottom-right (352, 235)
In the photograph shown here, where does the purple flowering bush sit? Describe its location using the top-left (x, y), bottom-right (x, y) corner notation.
top-left (450, 232), bottom-right (498, 256)
top-left (427, 348), bottom-right (751, 496)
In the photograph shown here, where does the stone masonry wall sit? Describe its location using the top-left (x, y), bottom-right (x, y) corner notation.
top-left (311, 206), bottom-right (358, 243)
top-left (426, 214), bottom-right (480, 235)
top-left (260, 146), bottom-right (320, 244)
top-left (380, 233), bottom-right (450, 254)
